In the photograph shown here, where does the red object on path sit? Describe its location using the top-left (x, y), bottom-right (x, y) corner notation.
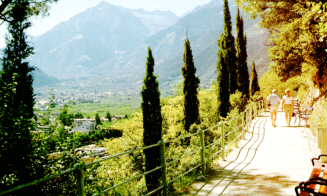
top-left (295, 155), bottom-right (327, 196)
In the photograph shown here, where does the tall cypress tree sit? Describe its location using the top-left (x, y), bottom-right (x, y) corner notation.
top-left (217, 42), bottom-right (230, 118)
top-left (141, 48), bottom-right (163, 193)
top-left (236, 8), bottom-right (250, 99)
top-left (223, 0), bottom-right (238, 94)
top-left (182, 39), bottom-right (200, 131)
top-left (249, 62), bottom-right (260, 97)
top-left (217, 0), bottom-right (236, 118)
top-left (0, 0), bottom-right (35, 189)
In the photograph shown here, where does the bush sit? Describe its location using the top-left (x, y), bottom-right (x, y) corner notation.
top-left (230, 90), bottom-right (246, 112)
top-left (310, 99), bottom-right (327, 129)
top-left (259, 70), bottom-right (310, 101)
top-left (59, 106), bottom-right (74, 126)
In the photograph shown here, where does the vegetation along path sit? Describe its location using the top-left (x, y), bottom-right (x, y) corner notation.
top-left (188, 111), bottom-right (321, 196)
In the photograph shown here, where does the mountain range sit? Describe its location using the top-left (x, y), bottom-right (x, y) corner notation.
top-left (30, 0), bottom-right (269, 94)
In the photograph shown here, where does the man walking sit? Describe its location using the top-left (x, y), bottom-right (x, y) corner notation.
top-left (267, 89), bottom-right (281, 127)
top-left (282, 89), bottom-right (295, 126)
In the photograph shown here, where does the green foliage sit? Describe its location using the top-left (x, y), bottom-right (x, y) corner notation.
top-left (0, 0), bottom-right (58, 22)
top-left (230, 91), bottom-right (246, 112)
top-left (141, 48), bottom-right (163, 192)
top-left (106, 111), bottom-right (112, 122)
top-left (59, 105), bottom-right (74, 126)
top-left (65, 95), bottom-right (138, 117)
top-left (34, 127), bottom-right (122, 154)
top-left (259, 69), bottom-right (310, 101)
top-left (249, 62), bottom-right (260, 97)
top-left (238, 0), bottom-right (327, 95)
top-left (48, 94), bottom-right (56, 109)
top-left (95, 113), bottom-right (102, 127)
top-left (74, 112), bottom-right (84, 119)
top-left (310, 99), bottom-right (327, 129)
top-left (223, 0), bottom-right (238, 94)
top-left (182, 39), bottom-right (200, 131)
top-left (235, 9), bottom-right (249, 99)
top-left (58, 105), bottom-right (85, 126)
top-left (0, 0), bottom-right (36, 190)
top-left (88, 87), bottom-right (244, 194)
top-left (216, 44), bottom-right (230, 118)
top-left (217, 0), bottom-right (238, 118)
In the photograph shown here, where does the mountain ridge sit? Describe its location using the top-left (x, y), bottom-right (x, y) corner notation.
top-left (30, 0), bottom-right (269, 94)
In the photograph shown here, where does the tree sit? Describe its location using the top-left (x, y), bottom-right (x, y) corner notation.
top-left (106, 111), bottom-right (112, 122)
top-left (141, 48), bottom-right (163, 193)
top-left (217, 0), bottom-right (236, 118)
top-left (249, 62), bottom-right (260, 97)
top-left (95, 113), bottom-right (102, 127)
top-left (182, 39), bottom-right (200, 131)
top-left (0, 0), bottom-right (35, 190)
top-left (235, 8), bottom-right (250, 99)
top-left (223, 0), bottom-right (238, 94)
top-left (217, 44), bottom-right (230, 118)
top-left (0, 0), bottom-right (58, 23)
top-left (239, 0), bottom-right (327, 96)
top-left (59, 105), bottom-right (74, 126)
top-left (48, 93), bottom-right (57, 109)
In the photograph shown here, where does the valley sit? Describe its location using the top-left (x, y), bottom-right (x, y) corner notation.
top-left (31, 0), bottom-right (269, 107)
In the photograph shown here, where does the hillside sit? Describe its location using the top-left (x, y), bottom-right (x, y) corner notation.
top-left (30, 0), bottom-right (269, 94)
top-left (0, 63), bottom-right (58, 88)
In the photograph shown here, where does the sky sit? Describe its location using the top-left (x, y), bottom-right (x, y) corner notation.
top-left (0, 0), bottom-right (211, 47)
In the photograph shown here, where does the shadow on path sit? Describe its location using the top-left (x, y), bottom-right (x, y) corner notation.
top-left (178, 168), bottom-right (298, 196)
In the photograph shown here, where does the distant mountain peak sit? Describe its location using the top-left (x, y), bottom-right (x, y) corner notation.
top-left (95, 1), bottom-right (117, 8)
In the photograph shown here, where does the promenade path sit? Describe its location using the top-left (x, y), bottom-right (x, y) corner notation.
top-left (187, 111), bottom-right (321, 196)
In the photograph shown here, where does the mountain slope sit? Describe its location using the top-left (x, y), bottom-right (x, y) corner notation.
top-left (31, 2), bottom-right (178, 79)
top-left (148, 0), bottom-right (268, 89)
top-left (30, 0), bottom-right (269, 93)
top-left (0, 64), bottom-right (58, 87)
top-left (96, 0), bottom-right (269, 92)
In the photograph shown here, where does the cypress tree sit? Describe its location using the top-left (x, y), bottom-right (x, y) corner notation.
top-left (106, 112), bottom-right (112, 122)
top-left (141, 48), bottom-right (163, 193)
top-left (249, 62), bottom-right (260, 97)
top-left (95, 113), bottom-right (102, 127)
top-left (236, 8), bottom-right (250, 99)
top-left (0, 0), bottom-right (35, 189)
top-left (223, 0), bottom-right (238, 94)
top-left (182, 39), bottom-right (200, 131)
top-left (217, 0), bottom-right (236, 118)
top-left (217, 41), bottom-right (230, 118)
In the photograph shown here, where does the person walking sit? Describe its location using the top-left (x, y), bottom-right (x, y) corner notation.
top-left (267, 89), bottom-right (281, 127)
top-left (282, 89), bottom-right (295, 126)
top-left (293, 96), bottom-right (300, 126)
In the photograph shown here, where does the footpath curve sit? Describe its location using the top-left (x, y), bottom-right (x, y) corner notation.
top-left (188, 111), bottom-right (321, 196)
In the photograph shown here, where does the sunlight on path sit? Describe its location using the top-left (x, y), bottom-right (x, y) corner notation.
top-left (188, 112), bottom-right (321, 196)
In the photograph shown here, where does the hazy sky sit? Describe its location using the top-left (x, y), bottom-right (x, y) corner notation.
top-left (29, 0), bottom-right (212, 35)
top-left (0, 0), bottom-right (212, 47)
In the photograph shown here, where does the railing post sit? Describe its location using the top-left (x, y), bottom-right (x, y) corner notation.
top-left (254, 103), bottom-right (258, 117)
top-left (241, 112), bottom-right (246, 139)
top-left (262, 100), bottom-right (264, 112)
top-left (250, 105), bottom-right (254, 133)
top-left (221, 123), bottom-right (225, 160)
top-left (160, 140), bottom-right (168, 196)
top-left (77, 163), bottom-right (85, 196)
top-left (200, 128), bottom-right (206, 176)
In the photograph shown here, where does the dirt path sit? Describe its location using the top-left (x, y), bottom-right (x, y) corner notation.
top-left (188, 112), bottom-right (321, 196)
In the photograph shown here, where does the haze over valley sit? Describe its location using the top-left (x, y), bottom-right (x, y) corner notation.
top-left (29, 0), bottom-right (269, 106)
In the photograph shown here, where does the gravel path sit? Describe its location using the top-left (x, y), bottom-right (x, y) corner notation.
top-left (188, 112), bottom-right (321, 196)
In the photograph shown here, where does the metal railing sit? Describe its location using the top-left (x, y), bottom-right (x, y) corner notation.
top-left (0, 100), bottom-right (264, 196)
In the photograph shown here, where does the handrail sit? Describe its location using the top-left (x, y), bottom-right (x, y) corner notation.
top-left (0, 100), bottom-right (265, 196)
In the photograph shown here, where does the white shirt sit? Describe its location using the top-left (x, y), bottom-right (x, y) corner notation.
top-left (267, 93), bottom-right (281, 105)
